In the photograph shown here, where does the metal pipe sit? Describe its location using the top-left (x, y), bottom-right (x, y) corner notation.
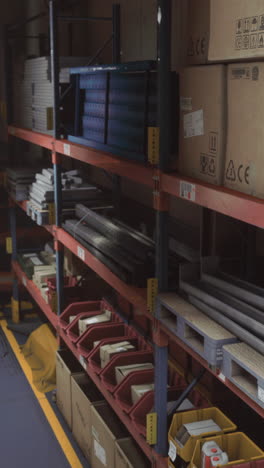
top-left (154, 0), bottom-right (172, 457)
top-left (58, 15), bottom-right (112, 22)
top-left (86, 34), bottom-right (113, 67)
top-left (181, 280), bottom-right (264, 339)
top-left (9, 35), bottom-right (49, 40)
top-left (200, 282), bottom-right (264, 325)
top-left (60, 82), bottom-right (73, 102)
top-left (202, 272), bottom-right (264, 311)
top-left (157, 0), bottom-right (172, 172)
top-left (168, 369), bottom-right (206, 417)
top-left (112, 4), bottom-right (121, 63)
top-left (8, 11), bottom-right (47, 33)
top-left (49, 0), bottom-right (64, 314)
top-left (189, 295), bottom-right (264, 355)
top-left (112, 4), bottom-right (121, 217)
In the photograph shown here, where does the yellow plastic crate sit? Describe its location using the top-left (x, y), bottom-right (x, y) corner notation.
top-left (168, 407), bottom-right (237, 462)
top-left (191, 432), bottom-right (264, 468)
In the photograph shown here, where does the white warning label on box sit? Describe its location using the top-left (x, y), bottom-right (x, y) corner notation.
top-left (94, 439), bottom-right (106, 466)
top-left (184, 110), bottom-right (204, 139)
top-left (168, 441), bottom-right (177, 462)
top-left (180, 97), bottom-right (192, 112)
top-left (179, 181), bottom-right (196, 202)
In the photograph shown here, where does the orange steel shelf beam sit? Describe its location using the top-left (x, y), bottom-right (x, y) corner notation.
top-left (9, 126), bottom-right (264, 228)
top-left (12, 260), bottom-right (58, 328)
top-left (56, 227), bottom-right (148, 314)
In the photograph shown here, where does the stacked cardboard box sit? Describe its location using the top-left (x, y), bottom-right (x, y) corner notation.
top-left (180, 1), bottom-right (264, 199)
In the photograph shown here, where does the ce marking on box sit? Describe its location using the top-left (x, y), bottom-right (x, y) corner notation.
top-left (238, 164), bottom-right (250, 184)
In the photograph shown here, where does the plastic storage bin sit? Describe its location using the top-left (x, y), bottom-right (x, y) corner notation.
top-left (191, 433), bottom-right (264, 468)
top-left (88, 334), bottom-right (150, 375)
top-left (59, 300), bottom-right (101, 329)
top-left (59, 298), bottom-right (113, 329)
top-left (114, 369), bottom-right (154, 413)
top-left (169, 407), bottom-right (237, 462)
top-left (66, 307), bottom-right (121, 344)
top-left (100, 350), bottom-right (154, 393)
top-left (131, 387), bottom-right (209, 438)
top-left (76, 323), bottom-right (129, 358)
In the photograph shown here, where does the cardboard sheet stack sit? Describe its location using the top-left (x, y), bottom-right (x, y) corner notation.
top-left (7, 168), bottom-right (38, 201)
top-left (27, 168), bottom-right (103, 225)
top-left (13, 56), bottom-right (90, 135)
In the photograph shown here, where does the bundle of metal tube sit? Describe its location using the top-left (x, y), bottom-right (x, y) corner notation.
top-left (180, 272), bottom-right (264, 355)
top-left (63, 205), bottom-right (155, 286)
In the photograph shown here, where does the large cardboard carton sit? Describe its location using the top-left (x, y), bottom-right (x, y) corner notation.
top-left (179, 65), bottom-right (227, 185)
top-left (71, 374), bottom-right (104, 460)
top-left (91, 403), bottom-right (128, 468)
top-left (187, 0), bottom-right (210, 65)
top-left (188, 0), bottom-right (264, 64)
top-left (115, 438), bottom-right (150, 468)
top-left (225, 62), bottom-right (264, 198)
top-left (56, 349), bottom-right (84, 429)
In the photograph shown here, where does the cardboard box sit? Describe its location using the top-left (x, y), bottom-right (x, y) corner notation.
top-left (176, 419), bottom-right (221, 447)
top-left (56, 349), bottom-right (84, 429)
top-left (131, 383), bottom-right (155, 405)
top-left (187, 0), bottom-right (210, 65)
top-left (115, 363), bottom-right (154, 385)
top-left (91, 403), bottom-right (128, 468)
top-left (188, 0), bottom-right (264, 64)
top-left (225, 62), bottom-right (264, 198)
top-left (179, 65), bottom-right (227, 185)
top-left (100, 342), bottom-right (135, 368)
top-left (78, 310), bottom-right (111, 335)
top-left (71, 374), bottom-right (104, 460)
top-left (115, 438), bottom-right (150, 468)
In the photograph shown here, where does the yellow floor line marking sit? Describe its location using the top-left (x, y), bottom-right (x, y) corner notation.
top-left (1, 320), bottom-right (83, 468)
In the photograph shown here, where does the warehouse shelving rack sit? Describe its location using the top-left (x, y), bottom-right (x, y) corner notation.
top-left (5, 1), bottom-right (264, 466)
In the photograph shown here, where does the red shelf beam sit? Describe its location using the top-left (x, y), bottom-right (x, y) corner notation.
top-left (12, 250), bottom-right (264, 425)
top-left (55, 139), bottom-right (154, 188)
top-left (162, 173), bottom-right (264, 229)
top-left (59, 328), bottom-right (167, 468)
top-left (9, 125), bottom-right (264, 229)
top-left (8, 126), bottom-right (53, 150)
top-left (11, 255), bottom-right (165, 466)
top-left (12, 261), bottom-right (58, 328)
top-left (56, 227), bottom-right (148, 313)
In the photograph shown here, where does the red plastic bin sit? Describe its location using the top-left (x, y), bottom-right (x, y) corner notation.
top-left (59, 298), bottom-right (113, 330)
top-left (100, 350), bottom-right (154, 393)
top-left (88, 333), bottom-right (150, 376)
top-left (66, 307), bottom-right (121, 344)
top-left (76, 323), bottom-right (129, 358)
top-left (130, 386), bottom-right (209, 437)
top-left (113, 368), bottom-right (154, 413)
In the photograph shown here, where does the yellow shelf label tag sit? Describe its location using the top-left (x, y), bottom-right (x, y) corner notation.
top-left (51, 292), bottom-right (58, 314)
top-left (146, 412), bottom-right (157, 445)
top-left (48, 203), bottom-right (56, 225)
top-left (148, 127), bottom-right (160, 165)
top-left (11, 298), bottom-right (20, 324)
top-left (147, 278), bottom-right (158, 314)
top-left (6, 237), bottom-right (12, 254)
